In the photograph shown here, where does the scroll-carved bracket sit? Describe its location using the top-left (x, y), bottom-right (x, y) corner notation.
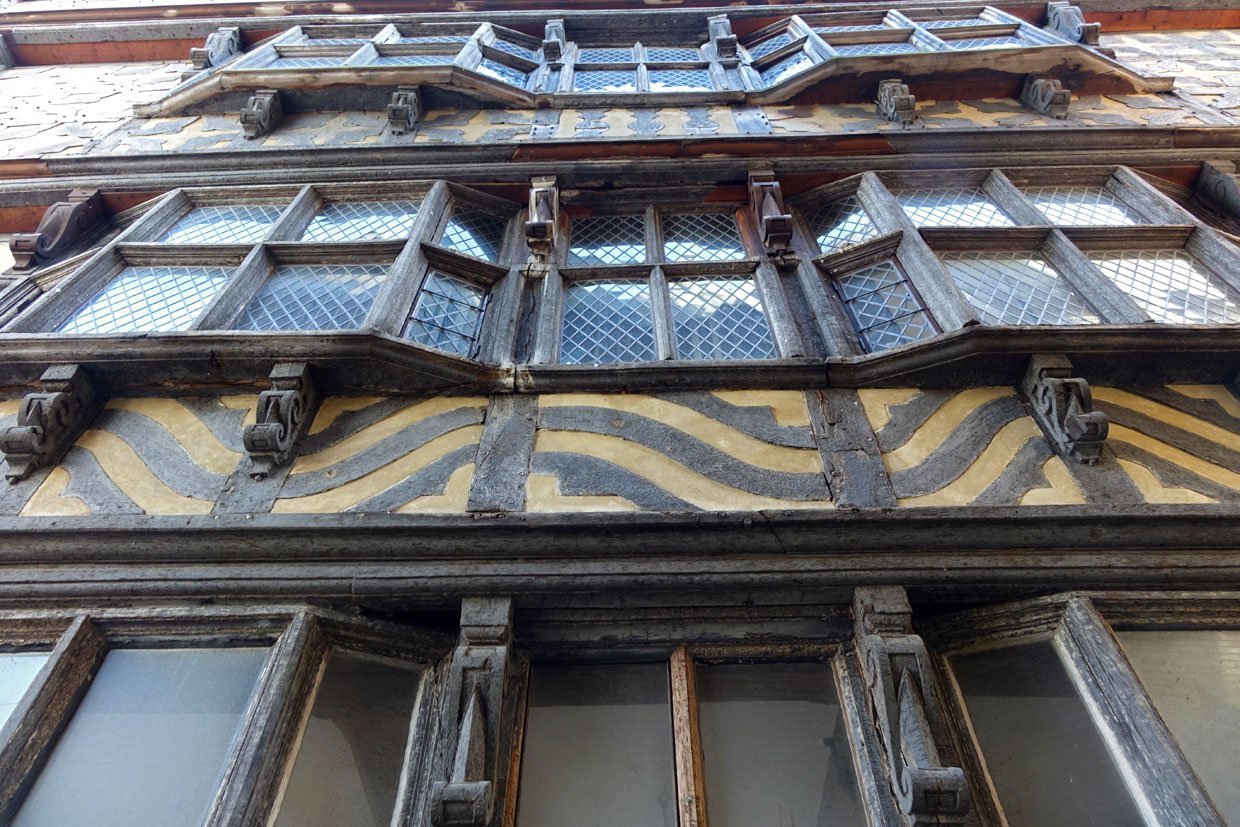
top-left (9, 190), bottom-right (108, 272)
top-left (431, 597), bottom-right (514, 827)
top-left (854, 587), bottom-right (969, 827)
top-left (708, 15), bottom-right (738, 58)
top-left (190, 27), bottom-right (241, 71)
top-left (243, 363), bottom-right (317, 479)
top-left (1196, 161), bottom-right (1240, 220)
top-left (542, 20), bottom-right (566, 62)
top-left (1021, 76), bottom-right (1071, 119)
top-left (1, 365), bottom-right (101, 484)
top-left (747, 171), bottom-right (796, 264)
top-left (877, 78), bottom-right (917, 126)
top-left (1047, 2), bottom-right (1101, 45)
top-left (523, 176), bottom-right (559, 279)
top-left (387, 85), bottom-right (423, 134)
top-left (1021, 354), bottom-right (1108, 464)
top-left (241, 89), bottom-right (282, 140)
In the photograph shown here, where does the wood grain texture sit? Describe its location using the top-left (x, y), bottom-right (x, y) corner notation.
top-left (670, 646), bottom-right (708, 827)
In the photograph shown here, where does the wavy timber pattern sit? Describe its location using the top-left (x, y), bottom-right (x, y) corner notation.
top-left (859, 388), bottom-right (1084, 507)
top-left (1096, 386), bottom-right (1240, 503)
top-left (528, 391), bottom-right (831, 512)
top-left (21, 397), bottom-right (253, 516)
top-left (271, 397), bottom-right (487, 513)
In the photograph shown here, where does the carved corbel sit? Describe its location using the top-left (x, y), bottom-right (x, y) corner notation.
top-left (9, 190), bottom-right (108, 272)
top-left (542, 20), bottom-right (566, 62)
top-left (1021, 354), bottom-right (1108, 464)
top-left (190, 27), bottom-right (241, 71)
top-left (523, 176), bottom-right (559, 279)
top-left (877, 78), bottom-right (917, 126)
top-left (387, 85), bottom-right (423, 134)
top-left (1047, 2), bottom-right (1101, 45)
top-left (854, 587), bottom-right (969, 827)
top-left (747, 171), bottom-right (796, 264)
top-left (1196, 161), bottom-right (1240, 220)
top-left (708, 15), bottom-right (738, 58)
top-left (243, 363), bottom-right (317, 479)
top-left (1, 365), bottom-right (101, 484)
top-left (240, 89), bottom-right (283, 140)
top-left (431, 597), bottom-right (514, 827)
top-left (1021, 76), bottom-right (1071, 119)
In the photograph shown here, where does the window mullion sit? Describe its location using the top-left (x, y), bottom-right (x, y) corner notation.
top-left (190, 243), bottom-right (273, 329)
top-left (204, 611), bottom-right (328, 827)
top-left (264, 184), bottom-right (321, 242)
top-left (532, 267), bottom-right (564, 363)
top-left (669, 646), bottom-right (708, 827)
top-left (982, 170), bottom-right (1050, 226)
top-left (364, 180), bottom-right (452, 334)
top-left (650, 265), bottom-right (677, 359)
top-left (789, 210), bottom-right (864, 356)
top-left (752, 257), bottom-right (805, 358)
top-left (1041, 229), bottom-right (1150, 323)
top-left (0, 615), bottom-right (105, 823)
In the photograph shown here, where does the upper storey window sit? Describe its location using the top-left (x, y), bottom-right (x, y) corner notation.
top-left (566, 42), bottom-right (718, 94)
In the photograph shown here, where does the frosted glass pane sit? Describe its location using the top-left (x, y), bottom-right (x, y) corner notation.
top-left (951, 640), bottom-right (1143, 827)
top-left (0, 653), bottom-right (48, 729)
top-left (698, 663), bottom-right (864, 827)
top-left (14, 647), bottom-right (267, 827)
top-left (1120, 631), bottom-right (1240, 823)
top-left (274, 650), bottom-right (424, 827)
top-left (517, 664), bottom-right (675, 827)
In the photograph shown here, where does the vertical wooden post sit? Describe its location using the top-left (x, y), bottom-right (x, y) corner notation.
top-left (670, 646), bottom-right (708, 827)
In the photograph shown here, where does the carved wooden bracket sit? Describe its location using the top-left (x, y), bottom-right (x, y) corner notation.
top-left (1047, 2), bottom-right (1101, 45)
top-left (1196, 161), bottom-right (1240, 220)
top-left (387, 86), bottom-right (423, 134)
top-left (431, 597), bottom-right (514, 827)
top-left (191, 27), bottom-right (241, 70)
top-left (877, 79), bottom-right (917, 125)
top-left (708, 15), bottom-right (738, 58)
top-left (1021, 354), bottom-right (1108, 464)
top-left (243, 363), bottom-right (318, 479)
top-left (9, 190), bottom-right (108, 272)
top-left (747, 171), bottom-right (796, 264)
top-left (854, 587), bottom-right (969, 827)
top-left (241, 89), bottom-right (283, 140)
top-left (0, 365), bottom-right (101, 484)
top-left (523, 176), bottom-right (559, 279)
top-left (543, 20), bottom-right (566, 62)
top-left (1021, 76), bottom-right (1071, 119)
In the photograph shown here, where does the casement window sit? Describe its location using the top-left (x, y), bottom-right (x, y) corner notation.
top-left (0, 607), bottom-right (448, 827)
top-left (565, 44), bottom-right (718, 94)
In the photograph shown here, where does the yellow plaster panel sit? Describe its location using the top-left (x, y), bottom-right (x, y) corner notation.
top-left (21, 467), bottom-right (91, 516)
top-left (708, 390), bottom-right (810, 427)
top-left (218, 395), bottom-right (259, 428)
top-left (394, 464), bottom-right (474, 513)
top-left (880, 388), bottom-right (1014, 473)
top-left (1093, 388), bottom-right (1240, 453)
top-left (1166, 385), bottom-right (1240, 419)
top-left (309, 396), bottom-right (387, 435)
top-left (76, 430), bottom-right (214, 515)
top-left (108, 398), bottom-right (242, 475)
top-left (1110, 425), bottom-right (1240, 491)
top-left (1018, 457), bottom-right (1086, 506)
top-left (897, 417), bottom-right (1042, 507)
top-left (525, 473), bottom-right (641, 513)
top-left (856, 389), bottom-right (920, 433)
top-left (1118, 459), bottom-right (1217, 504)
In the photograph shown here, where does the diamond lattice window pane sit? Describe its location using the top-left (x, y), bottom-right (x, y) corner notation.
top-left (759, 51), bottom-right (813, 85)
top-left (648, 69), bottom-right (712, 91)
top-left (57, 266), bottom-right (232, 334)
top-left (947, 36), bottom-right (1027, 49)
top-left (834, 259), bottom-right (936, 352)
top-left (235, 264), bottom-right (389, 331)
top-left (662, 213), bottom-right (745, 262)
top-left (922, 18), bottom-right (987, 27)
top-left (440, 207), bottom-right (508, 262)
top-left (803, 195), bottom-right (878, 254)
top-left (1089, 250), bottom-right (1240, 324)
top-left (305, 37), bottom-right (370, 45)
top-left (895, 188), bottom-right (1015, 227)
top-left (399, 35), bottom-right (471, 44)
top-left (943, 252), bottom-right (1100, 325)
top-left (374, 54), bottom-right (456, 66)
top-left (560, 280), bottom-right (656, 364)
top-left (669, 278), bottom-right (776, 360)
top-left (574, 70), bottom-right (637, 92)
top-left (491, 40), bottom-right (539, 61)
top-left (300, 201), bottom-right (420, 242)
top-left (568, 215), bottom-right (646, 266)
top-left (578, 47), bottom-right (635, 63)
top-left (748, 32), bottom-right (795, 60)
top-left (476, 59), bottom-right (528, 86)
top-left (267, 56), bottom-right (345, 69)
top-left (404, 271), bottom-right (488, 357)
top-left (1024, 186), bottom-right (1142, 226)
top-left (159, 205), bottom-right (283, 244)
top-left (834, 41), bottom-right (919, 56)
top-left (646, 47), bottom-right (701, 61)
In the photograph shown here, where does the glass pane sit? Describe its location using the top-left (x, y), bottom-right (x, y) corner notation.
top-left (516, 664), bottom-right (675, 827)
top-left (835, 259), bottom-right (935, 352)
top-left (476, 59), bottom-right (528, 86)
top-left (274, 650), bottom-right (423, 827)
top-left (646, 47), bottom-right (700, 61)
top-left (698, 663), bottom-right (864, 827)
top-left (266, 56), bottom-right (345, 69)
top-left (943, 252), bottom-right (1100, 325)
top-left (568, 214), bottom-right (646, 266)
top-left (1089, 250), bottom-right (1240, 324)
top-left (662, 213), bottom-right (745, 263)
top-left (760, 51), bottom-right (812, 85)
top-left (574, 70), bottom-right (637, 92)
top-left (1025, 186), bottom-right (1142, 226)
top-left (747, 31), bottom-right (795, 60)
top-left (669, 277), bottom-right (775, 360)
top-left (647, 69), bottom-right (712, 91)
top-left (578, 47), bottom-right (634, 63)
top-left (0, 653), bottom-right (49, 729)
top-left (440, 207), bottom-right (508, 262)
top-left (1119, 631), bottom-right (1240, 822)
top-left (404, 271), bottom-right (488, 357)
top-left (560, 279), bottom-right (655, 364)
top-left (491, 39), bottom-right (539, 61)
top-left (14, 648), bottom-right (267, 827)
top-left (373, 54), bottom-right (456, 66)
top-left (804, 195), bottom-right (877, 254)
top-left (895, 188), bottom-right (1015, 227)
top-left (235, 264), bottom-right (389, 331)
top-left (158, 205), bottom-right (283, 244)
top-left (948, 35), bottom-right (1028, 49)
top-left (57, 266), bottom-right (231, 334)
top-left (950, 640), bottom-right (1144, 827)
top-left (300, 201), bottom-right (420, 242)
top-left (835, 41), bottom-right (919, 56)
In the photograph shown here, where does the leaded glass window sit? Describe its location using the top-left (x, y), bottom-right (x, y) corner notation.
top-left (803, 195), bottom-right (878, 254)
top-left (235, 264), bottom-right (390, 331)
top-left (943, 252), bottom-right (1100, 325)
top-left (568, 215), bottom-right (646, 266)
top-left (58, 266), bottom-right (232, 334)
top-left (834, 259), bottom-right (936, 352)
top-left (662, 213), bottom-right (745, 262)
top-left (895, 188), bottom-right (1015, 227)
top-left (747, 31), bottom-right (796, 60)
top-left (1089, 250), bottom-right (1240, 324)
top-left (374, 54), bottom-right (456, 66)
top-left (476, 58), bottom-right (528, 87)
top-left (574, 70), bottom-right (637, 93)
top-left (759, 51), bottom-right (813, 85)
top-left (578, 47), bottom-right (634, 63)
top-left (404, 271), bottom-right (488, 357)
top-left (648, 69), bottom-right (713, 92)
top-left (668, 277), bottom-right (775, 360)
top-left (300, 201), bottom-right (420, 242)
top-left (159, 205), bottom-right (282, 245)
top-left (834, 41), bottom-right (919, 56)
top-left (560, 279), bottom-right (656, 365)
top-left (1024, 186), bottom-right (1143, 226)
top-left (440, 207), bottom-right (508, 262)
top-left (646, 47), bottom-right (700, 61)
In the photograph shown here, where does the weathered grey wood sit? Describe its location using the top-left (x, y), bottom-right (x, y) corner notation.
top-left (1042, 230), bottom-right (1150, 323)
top-left (476, 267), bottom-right (525, 365)
top-left (467, 395), bottom-right (536, 513)
top-left (669, 646), bottom-right (707, 827)
top-left (6, 248), bottom-right (124, 333)
top-left (1054, 598), bottom-right (1225, 827)
top-left (982, 169), bottom-right (1047, 226)
top-left (752, 258), bottom-right (805, 358)
top-left (789, 210), bottom-right (864, 357)
top-left (835, 651), bottom-right (904, 827)
top-left (366, 180), bottom-right (453, 334)
top-left (809, 388), bottom-right (897, 508)
top-left (265, 185), bottom-right (321, 242)
top-left (0, 615), bottom-right (106, 823)
top-left (649, 265), bottom-right (675, 360)
top-left (191, 244), bottom-right (274, 330)
top-left (531, 263), bottom-right (563, 364)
